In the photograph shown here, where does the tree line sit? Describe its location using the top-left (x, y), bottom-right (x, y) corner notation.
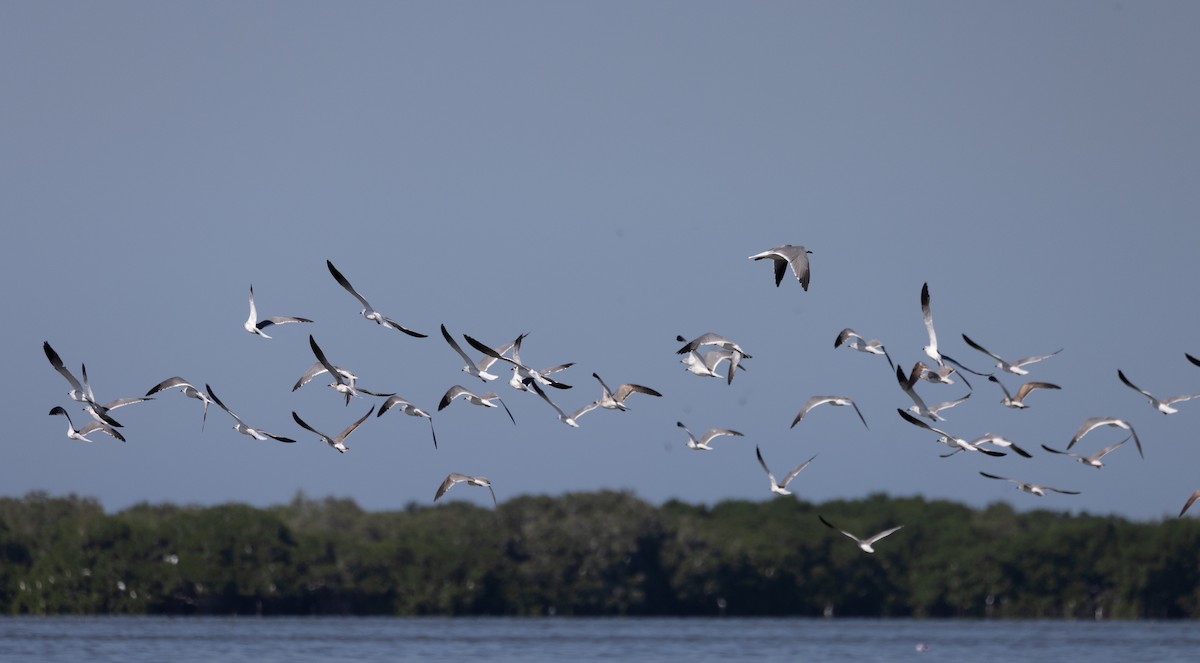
top-left (2, 490), bottom-right (1197, 617)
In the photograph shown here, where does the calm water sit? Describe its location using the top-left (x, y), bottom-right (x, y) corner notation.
top-left (1, 617), bottom-right (1197, 662)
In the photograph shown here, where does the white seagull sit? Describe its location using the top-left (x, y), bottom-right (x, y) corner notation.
top-left (441, 324), bottom-right (515, 382)
top-left (292, 406), bottom-right (375, 453)
top-left (1117, 369), bottom-right (1200, 415)
top-left (43, 342), bottom-right (91, 404)
top-left (377, 396), bottom-right (438, 449)
top-left (978, 471), bottom-right (1079, 496)
top-left (291, 361), bottom-right (357, 393)
top-left (79, 364), bottom-right (153, 427)
top-left (756, 445), bottom-right (817, 496)
top-left (308, 335), bottom-right (393, 405)
top-left (435, 472), bottom-right (497, 508)
top-left (920, 282), bottom-right (945, 367)
top-left (790, 395), bottom-right (868, 430)
top-left (243, 285), bottom-right (312, 339)
top-left (327, 259), bottom-right (427, 337)
top-left (748, 244), bottom-right (812, 291)
top-left (591, 372), bottom-right (662, 411)
top-left (464, 333), bottom-right (573, 391)
top-left (680, 347), bottom-right (746, 384)
top-left (676, 333), bottom-right (752, 359)
top-left (818, 515), bottom-right (903, 554)
top-left (205, 384), bottom-right (297, 444)
top-left (897, 409), bottom-right (1005, 457)
top-left (987, 375), bottom-right (1061, 409)
top-left (1041, 436), bottom-right (1129, 468)
top-left (528, 381), bottom-right (593, 428)
top-left (676, 421), bottom-right (744, 451)
top-left (833, 328), bottom-right (895, 371)
top-left (146, 376), bottom-right (213, 430)
top-left (438, 385), bottom-right (516, 425)
top-left (950, 433), bottom-right (1032, 459)
top-left (896, 366), bottom-right (970, 422)
top-left (962, 333), bottom-right (1061, 376)
top-left (1067, 416), bottom-right (1142, 459)
top-left (48, 406), bottom-right (125, 443)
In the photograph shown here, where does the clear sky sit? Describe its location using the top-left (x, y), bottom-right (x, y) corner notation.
top-left (4, 2), bottom-right (1199, 520)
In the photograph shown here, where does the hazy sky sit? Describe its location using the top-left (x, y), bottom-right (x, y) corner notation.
top-left (4, 2), bottom-right (1199, 520)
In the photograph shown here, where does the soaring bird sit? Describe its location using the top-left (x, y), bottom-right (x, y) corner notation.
top-left (748, 244), bottom-right (812, 291)
top-left (1068, 416), bottom-right (1142, 459)
top-left (243, 285), bottom-right (312, 339)
top-left (205, 385), bottom-right (296, 444)
top-left (818, 515), bottom-right (903, 554)
top-left (327, 259), bottom-right (426, 337)
top-left (292, 406), bottom-right (375, 453)
top-left (146, 376), bottom-right (213, 430)
top-left (377, 396), bottom-right (438, 449)
top-left (987, 375), bottom-right (1061, 409)
top-left (962, 333), bottom-right (1061, 376)
top-left (1117, 369), bottom-right (1200, 415)
top-left (676, 421), bottom-right (744, 451)
top-left (438, 385), bottom-right (515, 425)
top-left (48, 406), bottom-right (125, 443)
top-left (435, 473), bottom-right (497, 507)
top-left (1041, 437), bottom-right (1129, 468)
top-left (756, 446), bottom-right (817, 496)
top-left (790, 395), bottom-right (868, 430)
top-left (978, 472), bottom-right (1079, 497)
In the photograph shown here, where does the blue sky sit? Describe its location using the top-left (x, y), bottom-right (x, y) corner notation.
top-left (4, 2), bottom-right (1199, 520)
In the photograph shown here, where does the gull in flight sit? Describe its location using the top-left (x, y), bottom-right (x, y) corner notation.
top-left (676, 421), bottom-right (744, 451)
top-left (911, 361), bottom-right (970, 390)
top-left (291, 361), bottom-right (357, 393)
top-left (945, 433), bottom-right (1032, 459)
top-left (79, 364), bottom-right (153, 427)
top-left (377, 396), bottom-right (438, 449)
top-left (308, 335), bottom-right (393, 406)
top-left (680, 348), bottom-right (746, 384)
top-left (790, 395), bottom-right (868, 430)
top-left (441, 324), bottom-right (516, 382)
top-left (292, 406), bottom-right (375, 453)
top-left (1041, 436), bottom-right (1129, 468)
top-left (896, 409), bottom-right (1005, 457)
top-left (464, 333), bottom-right (573, 391)
top-left (438, 385), bottom-right (515, 425)
top-left (43, 343), bottom-right (123, 427)
top-left (327, 259), bottom-right (427, 337)
top-left (895, 366), bottom-right (970, 421)
top-left (978, 472), bottom-right (1079, 496)
top-left (818, 515), bottom-right (903, 554)
top-left (243, 285), bottom-right (312, 339)
top-left (918, 283), bottom-right (986, 376)
top-left (205, 384), bottom-right (296, 444)
top-left (756, 446), bottom-right (816, 496)
top-left (1067, 416), bottom-right (1142, 459)
top-left (987, 375), bottom-right (1061, 409)
top-left (676, 333), bottom-right (752, 359)
top-left (748, 244), bottom-right (812, 291)
top-left (48, 406), bottom-right (125, 443)
top-left (146, 376), bottom-right (213, 430)
top-left (435, 473), bottom-right (497, 508)
top-left (962, 333), bottom-right (1061, 376)
top-left (1179, 490), bottom-right (1200, 518)
top-left (1117, 369), bottom-right (1200, 415)
top-left (528, 381), bottom-right (593, 428)
top-left (590, 372), bottom-right (662, 411)
top-left (833, 328), bottom-right (894, 371)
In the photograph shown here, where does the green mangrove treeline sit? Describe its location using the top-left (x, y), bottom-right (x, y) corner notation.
top-left (2, 490), bottom-right (1198, 618)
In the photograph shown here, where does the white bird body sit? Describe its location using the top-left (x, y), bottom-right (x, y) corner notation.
top-left (677, 421), bottom-right (743, 451)
top-left (1068, 416), bottom-right (1142, 459)
top-left (791, 395), bottom-right (868, 430)
top-left (897, 409), bottom-right (1005, 457)
top-left (49, 406), bottom-right (125, 443)
top-left (1118, 369), bottom-right (1200, 415)
top-left (292, 406), bottom-right (374, 453)
top-left (438, 385), bottom-right (516, 424)
top-left (756, 446), bottom-right (816, 496)
top-left (435, 473), bottom-right (497, 507)
top-left (819, 515), bottom-right (902, 553)
top-left (377, 396), bottom-right (438, 449)
top-left (979, 471), bottom-right (1079, 496)
top-left (592, 372), bottom-right (662, 411)
top-left (205, 385), bottom-right (296, 443)
top-left (441, 324), bottom-right (515, 382)
top-left (243, 285), bottom-right (312, 339)
top-left (987, 375), bottom-right (1061, 409)
top-left (146, 376), bottom-right (212, 429)
top-left (748, 244), bottom-right (812, 291)
top-left (1042, 437), bottom-right (1128, 468)
top-left (962, 333), bottom-right (1061, 376)
top-left (327, 260), bottom-right (426, 337)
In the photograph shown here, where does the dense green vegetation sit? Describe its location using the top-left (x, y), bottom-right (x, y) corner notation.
top-left (2, 490), bottom-right (1198, 617)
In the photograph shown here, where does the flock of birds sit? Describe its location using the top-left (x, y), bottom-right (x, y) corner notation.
top-left (41, 247), bottom-right (1200, 554)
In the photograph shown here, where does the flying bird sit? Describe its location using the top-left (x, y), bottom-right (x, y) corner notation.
top-left (748, 244), bottom-right (812, 291)
top-left (292, 406), bottom-right (375, 453)
top-left (441, 324), bottom-right (515, 382)
top-left (590, 372), bottom-right (662, 411)
top-left (1041, 437), bottom-right (1129, 468)
top-left (676, 332), bottom-right (752, 359)
top-left (204, 385), bottom-right (296, 444)
top-left (954, 433), bottom-right (1032, 459)
top-left (1117, 369), bottom-right (1200, 415)
top-left (145, 376), bottom-right (213, 430)
top-left (377, 396), bottom-right (438, 449)
top-left (43, 342), bottom-right (91, 405)
top-left (308, 335), bottom-right (393, 405)
top-left (961, 333), bottom-right (1061, 376)
top-left (438, 385), bottom-right (515, 424)
top-left (818, 515), bottom-right (903, 554)
top-left (434, 473), bottom-right (497, 508)
top-left (756, 445), bottom-right (816, 496)
top-left (896, 365), bottom-right (970, 421)
top-left (78, 364), bottom-right (153, 427)
top-left (48, 406), bottom-right (125, 443)
top-left (464, 333), bottom-right (573, 391)
top-left (528, 381), bottom-right (594, 428)
top-left (326, 259), bottom-right (427, 337)
top-left (680, 347), bottom-right (746, 384)
top-left (987, 375), bottom-right (1061, 409)
top-left (1068, 416), bottom-right (1142, 459)
top-left (897, 409), bottom-right (1005, 457)
top-left (978, 471), bottom-right (1079, 496)
top-left (790, 395), bottom-right (868, 430)
top-left (676, 421), bottom-right (744, 451)
top-left (243, 285), bottom-right (312, 339)
top-left (833, 328), bottom-right (895, 371)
